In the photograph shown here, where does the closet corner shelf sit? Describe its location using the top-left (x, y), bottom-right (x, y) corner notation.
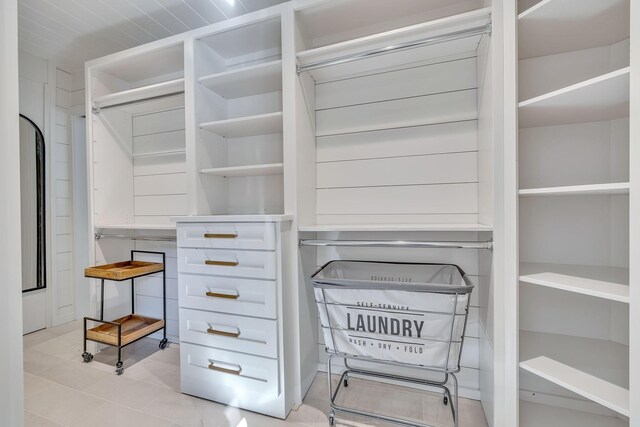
top-left (518, 0), bottom-right (630, 59)
top-left (518, 68), bottom-right (630, 128)
top-left (86, 314), bottom-right (165, 346)
top-left (519, 182), bottom-right (630, 196)
top-left (519, 269), bottom-right (629, 304)
top-left (298, 223), bottom-right (493, 232)
top-left (520, 356), bottom-right (629, 417)
top-left (200, 163), bottom-right (283, 177)
top-left (198, 60), bottom-right (282, 98)
top-left (200, 112), bottom-right (283, 138)
top-left (84, 261), bottom-right (164, 281)
top-left (92, 78), bottom-right (185, 110)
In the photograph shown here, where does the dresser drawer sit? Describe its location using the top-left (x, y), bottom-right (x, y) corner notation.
top-left (178, 247), bottom-right (276, 280)
top-left (177, 222), bottom-right (276, 250)
top-left (178, 273), bottom-right (276, 319)
top-left (180, 343), bottom-right (282, 417)
top-left (179, 308), bottom-right (278, 358)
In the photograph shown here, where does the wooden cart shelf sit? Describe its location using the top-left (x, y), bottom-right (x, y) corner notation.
top-left (84, 260), bottom-right (164, 281)
top-left (87, 314), bottom-right (165, 346)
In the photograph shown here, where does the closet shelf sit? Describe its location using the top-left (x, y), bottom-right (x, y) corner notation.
top-left (520, 356), bottom-right (629, 417)
top-left (296, 8), bottom-right (491, 81)
top-left (518, 68), bottom-right (629, 128)
top-left (518, 0), bottom-right (630, 59)
top-left (93, 78), bottom-right (185, 110)
top-left (298, 223), bottom-right (493, 232)
top-left (520, 264), bottom-right (630, 303)
top-left (520, 262), bottom-right (629, 303)
top-left (198, 60), bottom-right (282, 99)
top-left (519, 182), bottom-right (630, 196)
top-left (200, 163), bottom-right (284, 177)
top-left (200, 112), bottom-right (283, 138)
top-left (316, 114), bottom-right (478, 138)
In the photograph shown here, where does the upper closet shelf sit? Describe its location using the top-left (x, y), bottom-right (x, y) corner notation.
top-left (518, 68), bottom-right (629, 128)
top-left (296, 8), bottom-right (491, 81)
top-left (198, 60), bottom-right (282, 99)
top-left (519, 182), bottom-right (630, 196)
top-left (200, 163), bottom-right (283, 177)
top-left (518, 0), bottom-right (630, 59)
top-left (92, 78), bottom-right (185, 112)
top-left (299, 223), bottom-right (493, 232)
top-left (520, 356), bottom-right (629, 417)
top-left (520, 262), bottom-right (629, 303)
top-left (200, 112), bottom-right (283, 138)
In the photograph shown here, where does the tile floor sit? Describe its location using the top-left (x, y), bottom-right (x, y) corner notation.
top-left (23, 321), bottom-right (489, 427)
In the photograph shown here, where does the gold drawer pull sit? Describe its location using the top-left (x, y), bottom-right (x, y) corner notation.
top-left (204, 233), bottom-right (238, 239)
top-left (205, 291), bottom-right (239, 300)
top-left (208, 363), bottom-right (241, 375)
top-left (207, 327), bottom-right (240, 338)
top-left (204, 260), bottom-right (238, 267)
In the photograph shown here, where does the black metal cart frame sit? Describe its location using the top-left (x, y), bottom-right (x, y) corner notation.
top-left (82, 250), bottom-right (168, 375)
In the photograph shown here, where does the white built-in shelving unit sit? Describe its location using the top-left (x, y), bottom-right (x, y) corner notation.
top-left (190, 16), bottom-right (285, 216)
top-left (516, 0), bottom-right (633, 425)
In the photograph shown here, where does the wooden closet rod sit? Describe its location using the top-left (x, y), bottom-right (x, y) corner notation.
top-left (299, 239), bottom-right (493, 250)
top-left (296, 23), bottom-right (492, 75)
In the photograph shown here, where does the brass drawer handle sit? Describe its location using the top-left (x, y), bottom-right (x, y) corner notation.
top-left (208, 363), bottom-right (242, 375)
top-left (204, 233), bottom-right (238, 239)
top-left (207, 327), bottom-right (240, 338)
top-left (204, 260), bottom-right (239, 267)
top-left (205, 291), bottom-right (239, 300)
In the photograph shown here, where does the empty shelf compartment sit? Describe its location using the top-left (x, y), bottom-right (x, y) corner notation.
top-left (86, 314), bottom-right (165, 346)
top-left (84, 260), bottom-right (164, 281)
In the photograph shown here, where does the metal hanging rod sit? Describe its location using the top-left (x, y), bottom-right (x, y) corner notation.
top-left (299, 239), bottom-right (493, 250)
top-left (94, 233), bottom-right (176, 242)
top-left (296, 23), bottom-right (491, 75)
top-left (92, 91), bottom-right (184, 114)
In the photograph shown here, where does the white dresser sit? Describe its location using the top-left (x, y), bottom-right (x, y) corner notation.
top-left (174, 215), bottom-right (296, 419)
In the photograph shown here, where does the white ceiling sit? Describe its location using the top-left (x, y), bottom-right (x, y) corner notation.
top-left (18, 0), bottom-right (288, 70)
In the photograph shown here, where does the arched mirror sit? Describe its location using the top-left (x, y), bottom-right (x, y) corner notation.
top-left (20, 114), bottom-right (46, 292)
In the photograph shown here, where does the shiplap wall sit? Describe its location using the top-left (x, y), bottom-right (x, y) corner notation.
top-left (313, 56), bottom-right (479, 225)
top-left (132, 108), bottom-right (188, 226)
top-left (54, 67), bottom-right (75, 325)
top-left (134, 240), bottom-right (180, 342)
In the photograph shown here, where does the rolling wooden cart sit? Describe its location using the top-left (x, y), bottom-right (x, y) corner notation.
top-left (82, 250), bottom-right (168, 375)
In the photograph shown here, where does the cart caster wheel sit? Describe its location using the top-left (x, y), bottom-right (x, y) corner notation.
top-left (343, 379), bottom-right (349, 387)
top-left (159, 338), bottom-right (168, 350)
top-left (115, 362), bottom-right (124, 376)
top-left (443, 396), bottom-right (449, 406)
top-left (328, 414), bottom-right (336, 426)
top-left (82, 352), bottom-right (93, 363)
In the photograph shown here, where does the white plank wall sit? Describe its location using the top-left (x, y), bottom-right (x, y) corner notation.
top-left (313, 57), bottom-right (479, 226)
top-left (132, 108), bottom-right (188, 226)
top-left (54, 68), bottom-right (75, 325)
top-left (134, 241), bottom-right (180, 342)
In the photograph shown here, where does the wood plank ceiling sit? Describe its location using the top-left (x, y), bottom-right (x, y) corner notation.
top-left (18, 0), bottom-right (288, 69)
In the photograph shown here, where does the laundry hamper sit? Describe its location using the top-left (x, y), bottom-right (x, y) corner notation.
top-left (312, 261), bottom-right (474, 427)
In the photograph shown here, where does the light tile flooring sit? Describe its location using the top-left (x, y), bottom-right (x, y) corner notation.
top-left (23, 321), bottom-right (489, 427)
